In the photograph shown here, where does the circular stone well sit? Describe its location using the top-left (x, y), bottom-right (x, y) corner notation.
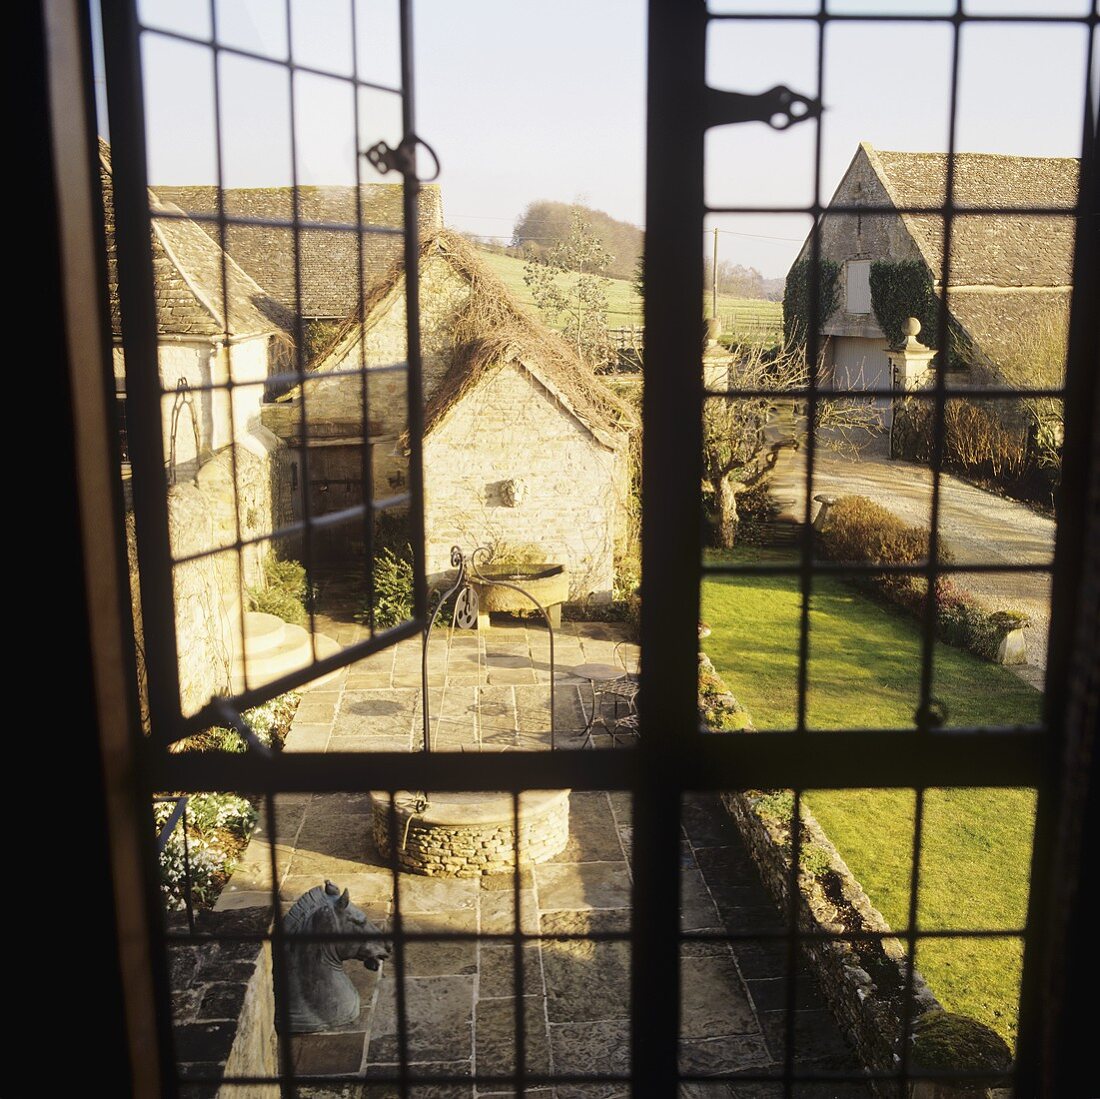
top-left (370, 790), bottom-right (570, 877)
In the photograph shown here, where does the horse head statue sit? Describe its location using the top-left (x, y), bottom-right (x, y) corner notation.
top-left (280, 879), bottom-right (391, 1032)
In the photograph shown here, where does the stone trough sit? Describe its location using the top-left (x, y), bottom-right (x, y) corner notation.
top-left (370, 789), bottom-right (570, 877)
top-left (468, 562), bottom-right (568, 628)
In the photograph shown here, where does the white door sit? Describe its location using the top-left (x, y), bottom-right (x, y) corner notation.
top-left (832, 336), bottom-right (892, 435)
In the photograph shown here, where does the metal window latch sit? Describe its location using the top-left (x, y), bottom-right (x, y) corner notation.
top-left (363, 134), bottom-right (441, 182)
top-left (706, 84), bottom-right (821, 130)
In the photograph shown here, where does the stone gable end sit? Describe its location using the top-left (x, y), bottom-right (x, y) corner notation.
top-left (423, 361), bottom-right (622, 600)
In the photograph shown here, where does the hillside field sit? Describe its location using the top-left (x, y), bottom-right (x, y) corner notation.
top-left (475, 247), bottom-right (782, 336)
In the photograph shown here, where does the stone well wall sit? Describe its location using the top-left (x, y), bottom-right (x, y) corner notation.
top-left (371, 790), bottom-right (570, 877)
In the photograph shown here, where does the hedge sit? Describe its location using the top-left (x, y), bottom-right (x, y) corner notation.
top-left (817, 496), bottom-right (1028, 663)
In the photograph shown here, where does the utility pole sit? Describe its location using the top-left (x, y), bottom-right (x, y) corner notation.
top-left (711, 225), bottom-right (718, 321)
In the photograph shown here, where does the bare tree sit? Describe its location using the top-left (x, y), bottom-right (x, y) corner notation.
top-left (703, 342), bottom-right (879, 547)
top-left (523, 209), bottom-right (615, 371)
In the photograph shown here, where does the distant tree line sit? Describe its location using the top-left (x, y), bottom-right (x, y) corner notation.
top-left (512, 201), bottom-right (644, 282)
top-left (704, 259), bottom-right (784, 302)
top-left (460, 200), bottom-right (786, 304)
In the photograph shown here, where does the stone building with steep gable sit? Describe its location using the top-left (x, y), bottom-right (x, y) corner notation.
top-left (789, 142), bottom-right (1079, 429)
top-left (263, 230), bottom-right (636, 599)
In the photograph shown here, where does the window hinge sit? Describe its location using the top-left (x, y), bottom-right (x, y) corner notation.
top-left (363, 134), bottom-right (441, 182)
top-left (705, 84), bottom-right (820, 130)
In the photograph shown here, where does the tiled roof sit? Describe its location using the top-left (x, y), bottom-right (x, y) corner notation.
top-left (100, 139), bottom-right (288, 339)
top-left (869, 147), bottom-right (1079, 287)
top-left (151, 183), bottom-right (444, 319)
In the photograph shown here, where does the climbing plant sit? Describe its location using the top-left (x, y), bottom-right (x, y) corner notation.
top-left (868, 260), bottom-right (940, 349)
top-left (782, 258), bottom-right (840, 348)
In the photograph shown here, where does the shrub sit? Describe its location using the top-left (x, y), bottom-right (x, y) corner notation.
top-left (177, 691), bottom-right (301, 754)
top-left (357, 546), bottom-right (414, 630)
top-left (818, 496), bottom-right (1028, 662)
top-left (154, 793), bottom-right (258, 910)
top-left (818, 495), bottom-right (938, 569)
top-left (249, 556), bottom-right (308, 626)
top-left (733, 481), bottom-right (780, 547)
top-left (699, 654), bottom-right (753, 731)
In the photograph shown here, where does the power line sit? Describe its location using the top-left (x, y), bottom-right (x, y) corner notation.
top-left (446, 213), bottom-right (802, 243)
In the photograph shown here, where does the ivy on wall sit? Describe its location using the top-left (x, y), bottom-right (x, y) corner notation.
top-left (782, 258), bottom-right (840, 348)
top-left (868, 260), bottom-right (940, 349)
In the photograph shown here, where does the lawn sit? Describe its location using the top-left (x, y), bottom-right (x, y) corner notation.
top-left (701, 548), bottom-right (1040, 1048)
top-left (475, 248), bottom-right (782, 335)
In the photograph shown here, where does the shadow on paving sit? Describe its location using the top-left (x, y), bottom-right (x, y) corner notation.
top-left (221, 790), bottom-right (866, 1097)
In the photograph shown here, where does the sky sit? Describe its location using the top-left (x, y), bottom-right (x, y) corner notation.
top-left (106, 0), bottom-right (1096, 278)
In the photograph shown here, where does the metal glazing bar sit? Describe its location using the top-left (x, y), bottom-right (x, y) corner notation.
top-left (708, 10), bottom-right (1097, 24)
top-left (284, 0), bottom-right (321, 662)
top-left (150, 728), bottom-right (1047, 794)
top-left (136, 22), bottom-right (402, 94)
top-left (150, 206), bottom-right (405, 235)
top-left (704, 202), bottom-right (1086, 216)
top-left (99, 0), bottom-right (185, 742)
top-left (169, 494), bottom-right (410, 567)
top-left (701, 386), bottom-right (1068, 401)
top-left (152, 361), bottom-right (409, 397)
top-left (637, 0), bottom-right (708, 1091)
top-left (701, 561), bottom-right (1055, 577)
top-left (162, 923), bottom-right (1028, 946)
top-left (349, 0), bottom-right (378, 637)
top-left (178, 617), bottom-right (422, 734)
top-left (1015, 29), bottom-right (1100, 1094)
top-left (899, 10), bottom-right (965, 1086)
top-left (399, 0), bottom-right (428, 625)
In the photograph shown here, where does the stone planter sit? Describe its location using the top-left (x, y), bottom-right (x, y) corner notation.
top-left (468, 563), bottom-right (569, 628)
top-left (988, 611), bottom-right (1029, 665)
top-left (994, 627), bottom-right (1027, 665)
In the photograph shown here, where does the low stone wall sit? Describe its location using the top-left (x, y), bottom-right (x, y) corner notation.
top-left (722, 790), bottom-right (940, 1096)
top-left (371, 790), bottom-right (570, 877)
top-left (169, 908), bottom-right (278, 1099)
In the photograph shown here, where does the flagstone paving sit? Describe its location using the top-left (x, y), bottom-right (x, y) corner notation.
top-left (214, 622), bottom-right (867, 1096)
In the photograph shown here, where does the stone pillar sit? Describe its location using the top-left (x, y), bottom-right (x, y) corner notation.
top-left (888, 317), bottom-right (936, 391)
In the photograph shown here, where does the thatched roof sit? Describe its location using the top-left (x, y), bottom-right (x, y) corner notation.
top-left (152, 183), bottom-right (444, 318)
top-left (868, 145), bottom-right (1079, 287)
top-left (100, 139), bottom-right (289, 340)
top-left (306, 228), bottom-right (636, 448)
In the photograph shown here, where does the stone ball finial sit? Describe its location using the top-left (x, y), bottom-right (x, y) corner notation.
top-left (903, 317), bottom-right (922, 338)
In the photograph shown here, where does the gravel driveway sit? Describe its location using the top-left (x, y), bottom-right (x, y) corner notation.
top-left (770, 448), bottom-right (1054, 688)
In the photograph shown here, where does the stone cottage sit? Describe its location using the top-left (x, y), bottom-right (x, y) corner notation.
top-left (788, 142), bottom-right (1079, 428)
top-left (263, 230), bottom-right (637, 600)
top-left (101, 139), bottom-right (305, 714)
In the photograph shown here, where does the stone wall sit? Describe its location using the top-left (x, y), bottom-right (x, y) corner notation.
top-left (115, 335), bottom-right (274, 482)
top-left (130, 434), bottom-right (289, 718)
top-left (721, 790), bottom-right (942, 1097)
top-left (169, 908), bottom-right (278, 1099)
top-left (372, 790), bottom-right (571, 877)
top-left (423, 363), bottom-right (625, 599)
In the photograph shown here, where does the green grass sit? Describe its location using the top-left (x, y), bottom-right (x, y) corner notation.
top-left (701, 548), bottom-right (1040, 1048)
top-left (476, 248), bottom-right (782, 333)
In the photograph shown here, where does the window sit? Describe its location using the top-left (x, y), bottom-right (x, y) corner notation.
top-left (47, 1), bottom-right (1100, 1096)
top-left (847, 258), bottom-right (871, 315)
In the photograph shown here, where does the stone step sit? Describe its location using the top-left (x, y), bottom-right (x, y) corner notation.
top-left (237, 610), bottom-right (288, 655)
top-left (231, 612), bottom-right (342, 693)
